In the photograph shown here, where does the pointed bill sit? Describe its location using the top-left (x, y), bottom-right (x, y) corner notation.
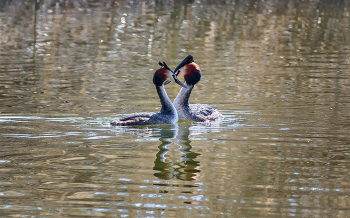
top-left (171, 72), bottom-right (187, 88)
top-left (160, 61), bottom-right (187, 88)
top-left (164, 80), bottom-right (171, 85)
top-left (173, 55), bottom-right (194, 76)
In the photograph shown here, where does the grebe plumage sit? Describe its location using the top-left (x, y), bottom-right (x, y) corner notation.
top-left (110, 62), bottom-right (186, 126)
top-left (171, 55), bottom-right (223, 122)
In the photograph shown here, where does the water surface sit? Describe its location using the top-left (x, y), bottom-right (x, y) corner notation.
top-left (0, 0), bottom-right (350, 217)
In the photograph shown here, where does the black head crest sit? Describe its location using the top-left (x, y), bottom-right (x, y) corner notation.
top-left (173, 55), bottom-right (194, 75)
top-left (162, 62), bottom-right (173, 72)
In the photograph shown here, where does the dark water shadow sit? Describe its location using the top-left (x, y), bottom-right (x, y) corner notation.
top-left (153, 122), bottom-right (200, 181)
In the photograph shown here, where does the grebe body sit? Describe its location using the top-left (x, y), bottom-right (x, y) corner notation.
top-left (111, 63), bottom-right (186, 126)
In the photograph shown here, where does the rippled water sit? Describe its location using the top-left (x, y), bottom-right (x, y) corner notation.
top-left (1, 0), bottom-right (350, 217)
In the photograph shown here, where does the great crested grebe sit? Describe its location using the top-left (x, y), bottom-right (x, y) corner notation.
top-left (110, 62), bottom-right (186, 126)
top-left (169, 55), bottom-right (223, 122)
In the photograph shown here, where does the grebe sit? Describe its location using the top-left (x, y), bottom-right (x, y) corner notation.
top-left (110, 62), bottom-right (186, 126)
top-left (170, 55), bottom-right (224, 122)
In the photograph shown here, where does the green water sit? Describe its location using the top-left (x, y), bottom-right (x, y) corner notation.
top-left (0, 0), bottom-right (349, 217)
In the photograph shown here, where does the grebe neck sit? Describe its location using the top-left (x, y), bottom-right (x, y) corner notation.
top-left (173, 82), bottom-right (194, 109)
top-left (156, 85), bottom-right (177, 115)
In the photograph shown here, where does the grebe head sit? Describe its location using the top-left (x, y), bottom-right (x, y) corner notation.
top-left (173, 55), bottom-right (201, 86)
top-left (153, 62), bottom-right (187, 88)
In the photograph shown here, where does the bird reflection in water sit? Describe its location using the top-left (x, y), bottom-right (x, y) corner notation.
top-left (153, 123), bottom-right (200, 181)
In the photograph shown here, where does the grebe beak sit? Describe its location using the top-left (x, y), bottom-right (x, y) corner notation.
top-left (164, 80), bottom-right (171, 85)
top-left (160, 61), bottom-right (187, 88)
top-left (170, 71), bottom-right (187, 88)
top-left (173, 55), bottom-right (194, 76)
